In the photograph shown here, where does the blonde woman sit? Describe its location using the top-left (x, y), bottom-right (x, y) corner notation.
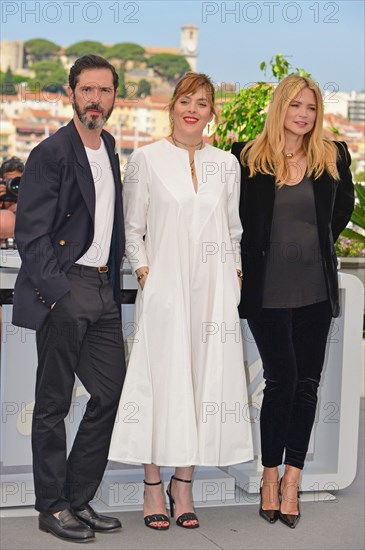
top-left (232, 75), bottom-right (354, 528)
top-left (109, 73), bottom-right (253, 530)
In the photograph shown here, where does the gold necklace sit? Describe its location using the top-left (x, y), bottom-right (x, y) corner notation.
top-left (284, 147), bottom-right (303, 158)
top-left (171, 134), bottom-right (203, 148)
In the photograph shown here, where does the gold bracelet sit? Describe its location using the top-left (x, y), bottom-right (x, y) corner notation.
top-left (136, 271), bottom-right (148, 281)
top-left (236, 269), bottom-right (243, 280)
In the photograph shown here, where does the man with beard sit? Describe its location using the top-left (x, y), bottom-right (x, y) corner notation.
top-left (12, 55), bottom-right (126, 543)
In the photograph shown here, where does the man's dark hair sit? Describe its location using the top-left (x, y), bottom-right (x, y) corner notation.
top-left (1, 156), bottom-right (24, 177)
top-left (69, 55), bottom-right (119, 92)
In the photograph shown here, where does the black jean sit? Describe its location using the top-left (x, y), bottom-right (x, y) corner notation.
top-left (32, 265), bottom-right (126, 513)
top-left (247, 301), bottom-right (333, 470)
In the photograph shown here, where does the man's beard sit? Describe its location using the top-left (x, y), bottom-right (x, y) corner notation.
top-left (73, 101), bottom-right (114, 130)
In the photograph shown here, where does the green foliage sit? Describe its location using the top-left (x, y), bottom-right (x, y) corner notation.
top-left (336, 180), bottom-right (365, 257)
top-left (335, 236), bottom-right (365, 257)
top-left (341, 183), bottom-right (365, 244)
top-left (25, 38), bottom-right (60, 60)
top-left (29, 60), bottom-right (67, 94)
top-left (137, 79), bottom-right (151, 98)
top-left (0, 67), bottom-right (17, 95)
top-left (107, 43), bottom-right (145, 64)
top-left (0, 71), bottom-right (31, 88)
top-left (65, 41), bottom-right (107, 57)
top-left (12, 74), bottom-right (31, 84)
top-left (354, 171), bottom-right (365, 183)
top-left (147, 53), bottom-right (190, 83)
top-left (216, 83), bottom-right (272, 150)
top-left (118, 65), bottom-right (127, 99)
top-left (214, 54), bottom-right (310, 150)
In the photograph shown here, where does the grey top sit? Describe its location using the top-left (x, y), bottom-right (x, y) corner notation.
top-left (262, 177), bottom-right (328, 309)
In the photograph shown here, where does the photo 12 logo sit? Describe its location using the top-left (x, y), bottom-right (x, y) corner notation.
top-left (1, 1), bottom-right (140, 24)
top-left (201, 2), bottom-right (340, 24)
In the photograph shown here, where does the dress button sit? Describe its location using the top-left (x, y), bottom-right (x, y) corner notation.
top-left (66, 213), bottom-right (72, 218)
top-left (59, 240), bottom-right (66, 246)
top-left (262, 250), bottom-right (266, 256)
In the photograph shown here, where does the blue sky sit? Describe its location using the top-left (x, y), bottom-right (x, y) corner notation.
top-left (2, 0), bottom-right (365, 91)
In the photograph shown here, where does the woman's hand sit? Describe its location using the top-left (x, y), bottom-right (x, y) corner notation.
top-left (136, 266), bottom-right (149, 290)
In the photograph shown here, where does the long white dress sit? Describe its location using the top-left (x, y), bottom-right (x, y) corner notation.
top-left (108, 139), bottom-right (253, 467)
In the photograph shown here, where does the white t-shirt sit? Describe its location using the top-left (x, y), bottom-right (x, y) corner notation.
top-left (76, 139), bottom-right (115, 267)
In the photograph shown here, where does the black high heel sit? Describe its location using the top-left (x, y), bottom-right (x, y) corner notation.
top-left (259, 478), bottom-right (280, 524)
top-left (143, 480), bottom-right (170, 530)
top-left (278, 478), bottom-right (301, 529)
top-left (166, 475), bottom-right (199, 529)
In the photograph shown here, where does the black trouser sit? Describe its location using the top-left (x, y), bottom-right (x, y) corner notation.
top-left (247, 301), bottom-right (332, 470)
top-left (32, 265), bottom-right (126, 513)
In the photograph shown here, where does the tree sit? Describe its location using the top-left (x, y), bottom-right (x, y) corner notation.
top-left (214, 54), bottom-right (310, 150)
top-left (107, 43), bottom-right (145, 64)
top-left (11, 73), bottom-right (31, 85)
top-left (65, 41), bottom-right (107, 57)
top-left (137, 79), bottom-right (151, 98)
top-left (147, 54), bottom-right (190, 83)
top-left (118, 65), bottom-right (127, 99)
top-left (0, 67), bottom-right (17, 95)
top-left (25, 38), bottom-right (60, 61)
top-left (29, 60), bottom-right (68, 94)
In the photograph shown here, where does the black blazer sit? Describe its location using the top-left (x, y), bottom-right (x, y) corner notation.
top-left (13, 120), bottom-right (125, 330)
top-left (231, 141), bottom-right (354, 319)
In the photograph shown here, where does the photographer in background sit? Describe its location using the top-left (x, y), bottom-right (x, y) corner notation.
top-left (0, 156), bottom-right (24, 241)
top-left (0, 156), bottom-right (24, 346)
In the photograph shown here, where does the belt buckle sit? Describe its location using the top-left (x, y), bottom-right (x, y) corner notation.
top-left (98, 265), bottom-right (108, 273)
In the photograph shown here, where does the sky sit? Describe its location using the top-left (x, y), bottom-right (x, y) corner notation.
top-left (2, 0), bottom-right (365, 92)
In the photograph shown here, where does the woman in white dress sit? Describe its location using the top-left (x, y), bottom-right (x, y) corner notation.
top-left (108, 73), bottom-right (253, 530)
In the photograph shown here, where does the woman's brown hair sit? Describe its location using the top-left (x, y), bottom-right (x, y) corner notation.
top-left (168, 72), bottom-right (216, 131)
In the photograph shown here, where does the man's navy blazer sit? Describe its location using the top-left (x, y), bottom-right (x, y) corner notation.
top-left (231, 141), bottom-right (354, 319)
top-left (13, 120), bottom-right (125, 330)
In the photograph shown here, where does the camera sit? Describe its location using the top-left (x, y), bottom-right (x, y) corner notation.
top-left (0, 237), bottom-right (17, 249)
top-left (0, 176), bottom-right (21, 202)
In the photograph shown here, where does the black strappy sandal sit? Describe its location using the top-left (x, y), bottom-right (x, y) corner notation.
top-left (166, 475), bottom-right (199, 529)
top-left (143, 480), bottom-right (170, 530)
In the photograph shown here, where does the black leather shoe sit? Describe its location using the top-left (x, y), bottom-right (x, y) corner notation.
top-left (39, 509), bottom-right (95, 542)
top-left (260, 506), bottom-right (280, 524)
top-left (74, 504), bottom-right (122, 532)
top-left (279, 509), bottom-right (301, 529)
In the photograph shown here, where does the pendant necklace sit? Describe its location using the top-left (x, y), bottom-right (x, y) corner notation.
top-left (284, 146), bottom-right (303, 158)
top-left (190, 159), bottom-right (195, 177)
